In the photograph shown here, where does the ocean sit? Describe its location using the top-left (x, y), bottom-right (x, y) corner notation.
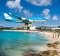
top-left (0, 31), bottom-right (48, 56)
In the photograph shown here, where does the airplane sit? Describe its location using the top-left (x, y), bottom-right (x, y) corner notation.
top-left (4, 13), bottom-right (46, 24)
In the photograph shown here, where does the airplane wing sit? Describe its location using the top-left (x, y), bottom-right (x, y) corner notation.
top-left (4, 13), bottom-right (22, 23)
top-left (9, 13), bottom-right (27, 21)
top-left (9, 13), bottom-right (22, 20)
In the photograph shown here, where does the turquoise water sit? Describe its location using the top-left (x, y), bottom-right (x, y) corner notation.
top-left (0, 31), bottom-right (48, 56)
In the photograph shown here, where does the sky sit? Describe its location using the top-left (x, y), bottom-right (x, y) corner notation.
top-left (0, 0), bottom-right (60, 27)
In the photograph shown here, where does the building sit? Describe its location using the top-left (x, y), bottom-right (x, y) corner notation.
top-left (30, 26), bottom-right (36, 30)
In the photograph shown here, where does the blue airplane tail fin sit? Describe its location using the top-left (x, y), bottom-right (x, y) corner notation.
top-left (4, 13), bottom-right (13, 20)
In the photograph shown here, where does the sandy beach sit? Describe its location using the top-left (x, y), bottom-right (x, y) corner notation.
top-left (39, 31), bottom-right (60, 42)
top-left (3, 30), bottom-right (38, 32)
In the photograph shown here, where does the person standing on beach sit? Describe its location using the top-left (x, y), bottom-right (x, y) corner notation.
top-left (53, 32), bottom-right (54, 38)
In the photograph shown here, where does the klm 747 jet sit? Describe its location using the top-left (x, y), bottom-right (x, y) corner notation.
top-left (4, 13), bottom-right (46, 24)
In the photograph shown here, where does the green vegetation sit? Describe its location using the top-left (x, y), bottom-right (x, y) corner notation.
top-left (57, 26), bottom-right (60, 28)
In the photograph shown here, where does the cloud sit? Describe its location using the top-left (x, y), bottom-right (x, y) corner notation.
top-left (52, 15), bottom-right (58, 20)
top-left (44, 15), bottom-right (51, 20)
top-left (41, 9), bottom-right (59, 20)
top-left (23, 9), bottom-right (33, 18)
top-left (6, 0), bottom-right (23, 12)
top-left (42, 9), bottom-right (50, 16)
top-left (26, 0), bottom-right (52, 6)
top-left (42, 9), bottom-right (51, 19)
top-left (6, 0), bottom-right (33, 18)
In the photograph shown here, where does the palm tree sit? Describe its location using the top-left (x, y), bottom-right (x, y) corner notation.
top-left (57, 26), bottom-right (60, 28)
